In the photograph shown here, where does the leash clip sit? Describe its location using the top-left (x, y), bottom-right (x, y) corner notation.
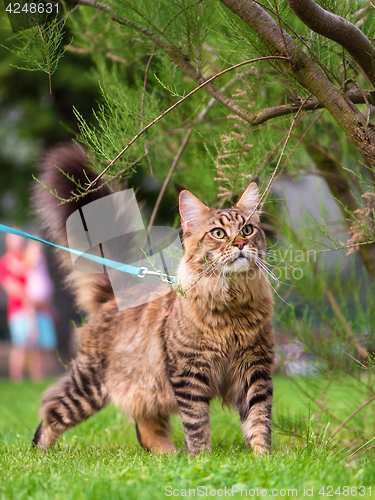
top-left (138, 267), bottom-right (176, 285)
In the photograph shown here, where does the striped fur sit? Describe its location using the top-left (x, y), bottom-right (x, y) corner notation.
top-left (32, 144), bottom-right (274, 455)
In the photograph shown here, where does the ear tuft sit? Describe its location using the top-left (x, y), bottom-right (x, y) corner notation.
top-left (234, 182), bottom-right (259, 215)
top-left (179, 190), bottom-right (209, 231)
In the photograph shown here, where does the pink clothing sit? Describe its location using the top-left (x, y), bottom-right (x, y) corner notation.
top-left (0, 250), bottom-right (27, 318)
top-left (26, 255), bottom-right (54, 304)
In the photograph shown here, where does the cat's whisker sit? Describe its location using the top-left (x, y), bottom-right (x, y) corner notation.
top-left (191, 258), bottom-right (221, 279)
top-left (264, 245), bottom-right (300, 264)
top-left (195, 262), bottom-right (220, 280)
top-left (266, 242), bottom-right (289, 253)
top-left (264, 237), bottom-right (281, 250)
top-left (265, 250), bottom-right (300, 270)
top-left (256, 266), bottom-right (292, 307)
top-left (254, 256), bottom-right (293, 291)
top-left (253, 256), bottom-right (281, 285)
top-left (204, 259), bottom-right (222, 279)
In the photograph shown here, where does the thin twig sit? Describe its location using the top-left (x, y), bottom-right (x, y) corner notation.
top-left (45, 5), bottom-right (79, 34)
top-left (345, 54), bottom-right (373, 90)
top-left (343, 78), bottom-right (371, 126)
top-left (146, 129), bottom-right (192, 241)
top-left (162, 0), bottom-right (203, 33)
top-left (84, 55), bottom-right (290, 191)
top-left (146, 76), bottom-right (240, 238)
top-left (247, 110), bottom-right (322, 205)
top-left (273, 0), bottom-right (289, 58)
top-left (281, 109), bottom-right (325, 169)
top-left (32, 16), bottom-right (52, 94)
top-left (329, 395), bottom-right (375, 440)
top-left (259, 96), bottom-right (309, 210)
top-left (58, 155), bottom-right (145, 204)
top-left (65, 45), bottom-right (91, 54)
top-left (106, 53), bottom-right (128, 64)
top-left (141, 50), bottom-right (155, 176)
top-left (121, 0), bottom-right (179, 49)
top-left (315, 240), bottom-right (375, 254)
top-left (342, 48), bottom-right (347, 82)
top-left (322, 288), bottom-right (367, 360)
top-left (251, 137), bottom-right (286, 180)
top-left (269, 108), bottom-right (325, 189)
top-left (66, 45), bottom-right (129, 64)
top-left (252, 0), bottom-right (338, 86)
top-left (345, 352), bottom-right (368, 370)
top-left (73, 0), bottom-right (270, 123)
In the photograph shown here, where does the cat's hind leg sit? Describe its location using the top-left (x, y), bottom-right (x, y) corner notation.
top-left (32, 360), bottom-right (108, 450)
top-left (135, 414), bottom-right (176, 453)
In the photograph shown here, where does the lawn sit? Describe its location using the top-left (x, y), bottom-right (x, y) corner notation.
top-left (0, 376), bottom-right (374, 499)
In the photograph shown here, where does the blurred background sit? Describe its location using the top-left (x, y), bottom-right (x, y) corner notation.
top-left (0, 0), bottom-right (374, 449)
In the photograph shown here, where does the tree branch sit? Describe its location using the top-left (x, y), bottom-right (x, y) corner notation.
top-left (286, 0), bottom-right (375, 88)
top-left (329, 395), bottom-right (375, 440)
top-left (219, 0), bottom-right (375, 165)
top-left (69, 0), bottom-right (375, 133)
top-left (71, 0), bottom-right (265, 124)
top-left (252, 88), bottom-right (375, 125)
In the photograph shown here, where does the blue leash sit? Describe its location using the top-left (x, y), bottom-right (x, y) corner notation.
top-left (0, 223), bottom-right (176, 284)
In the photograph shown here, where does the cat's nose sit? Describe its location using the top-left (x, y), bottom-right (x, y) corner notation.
top-left (233, 239), bottom-right (245, 250)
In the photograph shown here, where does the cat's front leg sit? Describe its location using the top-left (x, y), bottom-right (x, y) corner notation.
top-left (232, 348), bottom-right (273, 454)
top-left (169, 367), bottom-right (212, 454)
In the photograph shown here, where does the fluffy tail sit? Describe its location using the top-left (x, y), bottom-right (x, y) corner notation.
top-left (32, 143), bottom-right (114, 316)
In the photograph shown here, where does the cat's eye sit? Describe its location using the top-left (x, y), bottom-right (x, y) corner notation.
top-left (211, 228), bottom-right (226, 239)
top-left (242, 225), bottom-right (253, 236)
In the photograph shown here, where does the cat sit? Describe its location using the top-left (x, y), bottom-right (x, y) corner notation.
top-left (32, 143), bottom-right (274, 455)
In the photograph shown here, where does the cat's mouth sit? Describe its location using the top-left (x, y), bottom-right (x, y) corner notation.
top-left (226, 251), bottom-right (252, 272)
top-left (231, 253), bottom-right (248, 263)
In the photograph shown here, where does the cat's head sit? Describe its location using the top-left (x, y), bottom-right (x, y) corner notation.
top-left (178, 183), bottom-right (266, 284)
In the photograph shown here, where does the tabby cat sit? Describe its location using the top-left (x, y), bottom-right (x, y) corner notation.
top-left (32, 143), bottom-right (274, 455)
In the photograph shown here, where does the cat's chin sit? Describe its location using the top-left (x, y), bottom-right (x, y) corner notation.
top-left (226, 256), bottom-right (252, 274)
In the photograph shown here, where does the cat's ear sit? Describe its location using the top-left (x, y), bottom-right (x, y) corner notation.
top-left (179, 190), bottom-right (210, 231)
top-left (234, 182), bottom-right (259, 215)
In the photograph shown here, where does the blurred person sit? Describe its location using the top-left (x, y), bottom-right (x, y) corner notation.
top-left (0, 232), bottom-right (35, 381)
top-left (25, 240), bottom-right (57, 379)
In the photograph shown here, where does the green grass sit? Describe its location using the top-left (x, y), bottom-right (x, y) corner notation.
top-left (0, 377), bottom-right (375, 499)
